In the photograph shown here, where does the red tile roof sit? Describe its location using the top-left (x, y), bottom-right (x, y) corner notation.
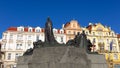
top-left (7, 27), bottom-right (17, 31)
top-left (86, 25), bottom-right (92, 31)
top-left (64, 22), bottom-right (70, 28)
top-left (86, 24), bottom-right (96, 31)
top-left (41, 28), bottom-right (44, 32)
top-left (58, 29), bottom-right (60, 33)
top-left (7, 27), bottom-right (65, 34)
top-left (24, 27), bottom-right (28, 32)
top-left (117, 34), bottom-right (120, 38)
top-left (33, 28), bottom-right (35, 32)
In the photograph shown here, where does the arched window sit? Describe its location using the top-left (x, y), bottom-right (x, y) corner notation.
top-left (114, 54), bottom-right (118, 60)
top-left (28, 28), bottom-right (32, 32)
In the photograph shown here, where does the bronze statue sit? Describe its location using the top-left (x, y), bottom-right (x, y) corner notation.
top-left (23, 17), bottom-right (59, 55)
top-left (23, 17), bottom-right (97, 55)
top-left (45, 17), bottom-right (58, 44)
top-left (66, 30), bottom-right (96, 53)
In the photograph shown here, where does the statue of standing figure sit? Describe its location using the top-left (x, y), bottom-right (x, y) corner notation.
top-left (44, 17), bottom-right (58, 44)
top-left (23, 17), bottom-right (95, 56)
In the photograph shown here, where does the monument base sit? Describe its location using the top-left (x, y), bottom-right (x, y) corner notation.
top-left (17, 46), bottom-right (108, 68)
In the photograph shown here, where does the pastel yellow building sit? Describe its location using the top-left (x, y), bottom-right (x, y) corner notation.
top-left (63, 21), bottom-right (120, 68)
top-left (104, 53), bottom-right (120, 68)
top-left (85, 23), bottom-right (120, 68)
top-left (85, 23), bottom-right (119, 53)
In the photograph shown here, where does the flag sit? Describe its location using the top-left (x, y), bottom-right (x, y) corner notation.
top-left (110, 41), bottom-right (113, 51)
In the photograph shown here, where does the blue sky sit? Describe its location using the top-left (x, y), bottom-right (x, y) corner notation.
top-left (0, 0), bottom-right (120, 38)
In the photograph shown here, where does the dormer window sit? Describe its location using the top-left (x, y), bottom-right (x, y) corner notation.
top-left (53, 29), bottom-right (57, 33)
top-left (17, 27), bottom-right (24, 32)
top-left (61, 31), bottom-right (63, 34)
top-left (36, 29), bottom-right (40, 32)
top-left (60, 29), bottom-right (64, 34)
top-left (28, 29), bottom-right (32, 32)
top-left (20, 28), bottom-right (24, 32)
top-left (35, 27), bottom-right (41, 33)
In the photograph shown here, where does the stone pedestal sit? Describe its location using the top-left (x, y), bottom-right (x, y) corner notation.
top-left (17, 46), bottom-right (108, 68)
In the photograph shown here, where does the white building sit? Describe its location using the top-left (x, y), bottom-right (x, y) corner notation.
top-left (1, 21), bottom-right (119, 68)
top-left (1, 26), bottom-right (66, 68)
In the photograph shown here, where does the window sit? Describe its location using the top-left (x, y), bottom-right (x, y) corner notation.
top-left (28, 35), bottom-right (32, 40)
top-left (7, 53), bottom-right (11, 60)
top-left (112, 33), bottom-right (114, 36)
top-left (112, 39), bottom-right (116, 44)
top-left (92, 38), bottom-right (96, 44)
top-left (16, 44), bottom-right (22, 50)
top-left (114, 54), bottom-right (118, 60)
top-left (15, 53), bottom-right (21, 61)
top-left (29, 29), bottom-right (32, 32)
top-left (86, 32), bottom-right (88, 35)
top-left (109, 32), bottom-right (111, 35)
top-left (17, 34), bottom-right (22, 40)
top-left (36, 29), bottom-right (40, 32)
top-left (8, 43), bottom-right (12, 49)
top-left (100, 46), bottom-right (104, 51)
top-left (98, 39), bottom-right (103, 43)
top-left (36, 35), bottom-right (39, 41)
top-left (74, 31), bottom-right (76, 35)
top-left (3, 35), bottom-right (7, 39)
top-left (28, 44), bottom-right (31, 49)
top-left (106, 33), bottom-right (108, 36)
top-left (93, 32), bottom-right (95, 35)
top-left (53, 30), bottom-right (57, 33)
top-left (9, 34), bottom-right (13, 39)
top-left (19, 28), bottom-right (24, 32)
top-left (60, 31), bottom-right (63, 34)
top-left (113, 46), bottom-right (117, 52)
top-left (107, 39), bottom-right (109, 44)
top-left (69, 37), bottom-right (71, 40)
top-left (61, 37), bottom-right (63, 42)
top-left (98, 43), bottom-right (104, 51)
top-left (98, 32), bottom-right (103, 36)
top-left (15, 53), bottom-right (19, 60)
top-left (2, 43), bottom-right (6, 49)
top-left (68, 31), bottom-right (71, 34)
top-left (73, 23), bottom-right (76, 27)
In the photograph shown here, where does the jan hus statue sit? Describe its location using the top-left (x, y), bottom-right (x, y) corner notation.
top-left (45, 17), bottom-right (58, 45)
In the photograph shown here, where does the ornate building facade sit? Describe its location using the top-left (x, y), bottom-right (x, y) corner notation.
top-left (1, 26), bottom-right (66, 68)
top-left (1, 20), bottom-right (120, 68)
top-left (63, 20), bottom-right (82, 42)
top-left (85, 23), bottom-right (119, 53)
top-left (62, 20), bottom-right (120, 68)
